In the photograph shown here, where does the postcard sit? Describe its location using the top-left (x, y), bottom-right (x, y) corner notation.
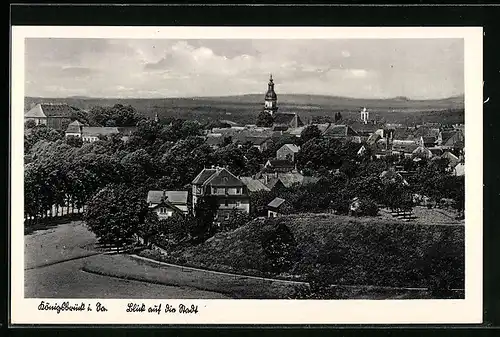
top-left (11, 26), bottom-right (483, 325)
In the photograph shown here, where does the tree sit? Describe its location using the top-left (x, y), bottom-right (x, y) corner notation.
top-left (348, 174), bottom-right (383, 201)
top-left (300, 125), bottom-right (322, 143)
top-left (447, 175), bottom-right (465, 218)
top-left (134, 118), bottom-right (163, 144)
top-left (120, 149), bottom-right (155, 184)
top-left (111, 104), bottom-right (141, 126)
top-left (160, 213), bottom-right (191, 242)
top-left (179, 120), bottom-right (203, 139)
top-left (256, 110), bottom-right (274, 127)
top-left (220, 209), bottom-right (252, 232)
top-left (84, 184), bottom-right (151, 249)
top-left (24, 163), bottom-right (45, 225)
top-left (25, 120), bottom-right (37, 129)
top-left (137, 210), bottom-right (161, 247)
top-left (161, 136), bottom-right (213, 187)
top-left (212, 144), bottom-right (246, 176)
top-left (87, 104), bottom-right (141, 127)
top-left (296, 138), bottom-right (343, 172)
top-left (250, 190), bottom-right (278, 216)
top-left (25, 125), bottom-right (64, 154)
top-left (191, 195), bottom-right (219, 241)
top-left (243, 147), bottom-right (263, 176)
top-left (358, 198), bottom-right (379, 216)
top-left (261, 220), bottom-right (298, 273)
top-left (65, 135), bottom-right (83, 148)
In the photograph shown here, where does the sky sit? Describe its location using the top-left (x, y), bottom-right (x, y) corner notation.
top-left (25, 38), bottom-right (464, 99)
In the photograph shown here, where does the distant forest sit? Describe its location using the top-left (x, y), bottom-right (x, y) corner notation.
top-left (25, 94), bottom-right (465, 126)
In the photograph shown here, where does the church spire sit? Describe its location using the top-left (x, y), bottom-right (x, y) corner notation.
top-left (264, 74), bottom-right (278, 116)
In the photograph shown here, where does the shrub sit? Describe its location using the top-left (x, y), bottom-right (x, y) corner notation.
top-left (260, 220), bottom-right (299, 274)
top-left (358, 198), bottom-right (379, 216)
top-left (219, 210), bottom-right (252, 232)
top-left (330, 193), bottom-right (351, 215)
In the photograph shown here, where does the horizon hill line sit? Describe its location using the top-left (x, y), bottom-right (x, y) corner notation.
top-left (25, 93), bottom-right (465, 103)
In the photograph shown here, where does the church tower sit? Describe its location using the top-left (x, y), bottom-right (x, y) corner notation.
top-left (360, 107), bottom-right (369, 124)
top-left (264, 74), bottom-right (278, 116)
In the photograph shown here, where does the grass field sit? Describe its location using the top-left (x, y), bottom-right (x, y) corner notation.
top-left (146, 213), bottom-right (464, 297)
top-left (25, 221), bottom-right (228, 299)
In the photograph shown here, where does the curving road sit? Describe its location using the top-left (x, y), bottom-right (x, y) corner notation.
top-left (24, 221), bottom-right (228, 299)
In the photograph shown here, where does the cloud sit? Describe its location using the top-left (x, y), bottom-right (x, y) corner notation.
top-left (24, 38), bottom-right (464, 99)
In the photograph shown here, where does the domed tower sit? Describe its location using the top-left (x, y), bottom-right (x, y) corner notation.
top-left (264, 74), bottom-right (278, 116)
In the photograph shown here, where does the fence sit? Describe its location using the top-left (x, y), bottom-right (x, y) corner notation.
top-left (24, 203), bottom-right (86, 227)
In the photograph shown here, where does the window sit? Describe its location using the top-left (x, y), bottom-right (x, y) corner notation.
top-left (224, 199), bottom-right (228, 207)
top-left (236, 201), bottom-right (241, 207)
top-left (236, 188), bottom-right (241, 194)
top-left (225, 213), bottom-right (230, 220)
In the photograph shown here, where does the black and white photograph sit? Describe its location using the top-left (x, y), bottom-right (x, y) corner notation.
top-left (11, 26), bottom-right (483, 325)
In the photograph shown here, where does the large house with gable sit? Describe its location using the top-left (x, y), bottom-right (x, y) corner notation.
top-left (191, 166), bottom-right (250, 222)
top-left (25, 103), bottom-right (79, 131)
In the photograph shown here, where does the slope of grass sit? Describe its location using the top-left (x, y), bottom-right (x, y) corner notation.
top-left (149, 214), bottom-right (464, 291)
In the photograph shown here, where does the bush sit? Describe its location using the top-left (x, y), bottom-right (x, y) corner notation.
top-left (358, 198), bottom-right (379, 216)
top-left (260, 220), bottom-right (299, 274)
top-left (219, 210), bottom-right (252, 232)
top-left (25, 119), bottom-right (37, 128)
top-left (330, 193), bottom-right (351, 215)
